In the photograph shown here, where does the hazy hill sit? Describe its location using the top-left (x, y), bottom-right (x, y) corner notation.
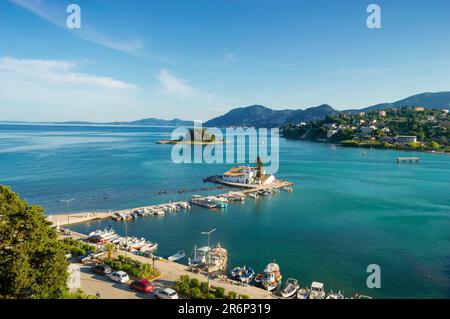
top-left (204, 104), bottom-right (338, 128)
top-left (350, 92), bottom-right (450, 113)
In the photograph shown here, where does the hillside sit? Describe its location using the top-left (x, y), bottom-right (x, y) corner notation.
top-left (351, 92), bottom-right (450, 113)
top-left (204, 104), bottom-right (337, 128)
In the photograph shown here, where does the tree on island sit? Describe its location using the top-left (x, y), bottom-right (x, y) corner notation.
top-left (0, 185), bottom-right (69, 298)
top-left (256, 156), bottom-right (264, 180)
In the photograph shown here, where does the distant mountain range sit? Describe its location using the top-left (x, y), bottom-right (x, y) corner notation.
top-left (0, 118), bottom-right (194, 127)
top-left (347, 92), bottom-right (450, 113)
top-left (203, 104), bottom-right (338, 128)
top-left (204, 91), bottom-right (450, 128)
top-left (2, 91), bottom-right (449, 128)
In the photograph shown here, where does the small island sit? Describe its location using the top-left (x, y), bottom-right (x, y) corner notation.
top-left (157, 128), bottom-right (226, 145)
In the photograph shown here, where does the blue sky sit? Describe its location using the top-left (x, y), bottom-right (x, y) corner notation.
top-left (1, 0), bottom-right (450, 122)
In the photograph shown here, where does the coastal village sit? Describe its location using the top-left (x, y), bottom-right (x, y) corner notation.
top-left (282, 107), bottom-right (450, 153)
top-left (48, 164), bottom-right (367, 299)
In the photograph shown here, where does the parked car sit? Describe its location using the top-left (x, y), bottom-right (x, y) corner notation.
top-left (107, 271), bottom-right (130, 284)
top-left (130, 280), bottom-right (155, 294)
top-left (91, 264), bottom-right (112, 275)
top-left (155, 288), bottom-right (178, 299)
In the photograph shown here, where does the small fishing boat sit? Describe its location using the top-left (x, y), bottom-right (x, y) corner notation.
top-left (168, 250), bottom-right (186, 262)
top-left (279, 278), bottom-right (299, 298)
top-left (188, 246), bottom-right (210, 268)
top-left (240, 266), bottom-right (255, 283)
top-left (296, 288), bottom-right (310, 299)
top-left (309, 282), bottom-right (326, 299)
top-left (326, 290), bottom-right (345, 299)
top-left (261, 263), bottom-right (282, 291)
top-left (254, 273), bottom-right (264, 284)
top-left (230, 267), bottom-right (243, 278)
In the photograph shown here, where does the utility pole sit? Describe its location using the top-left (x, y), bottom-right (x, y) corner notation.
top-left (61, 198), bottom-right (75, 228)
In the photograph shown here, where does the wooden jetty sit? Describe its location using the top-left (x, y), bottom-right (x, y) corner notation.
top-left (397, 157), bottom-right (420, 164)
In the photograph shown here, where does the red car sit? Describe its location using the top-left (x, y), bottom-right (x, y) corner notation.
top-left (130, 280), bottom-right (155, 294)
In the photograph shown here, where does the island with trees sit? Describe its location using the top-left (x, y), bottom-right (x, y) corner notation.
top-left (157, 128), bottom-right (225, 145)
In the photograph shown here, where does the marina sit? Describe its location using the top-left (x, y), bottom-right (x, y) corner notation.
top-left (68, 226), bottom-right (365, 299)
top-left (49, 180), bottom-right (293, 226)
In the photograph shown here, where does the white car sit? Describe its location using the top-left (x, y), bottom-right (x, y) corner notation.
top-left (107, 271), bottom-right (129, 284)
top-left (155, 288), bottom-right (179, 299)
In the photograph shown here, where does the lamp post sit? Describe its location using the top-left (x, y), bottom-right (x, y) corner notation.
top-left (61, 198), bottom-right (76, 228)
top-left (201, 228), bottom-right (216, 294)
top-left (124, 217), bottom-right (128, 264)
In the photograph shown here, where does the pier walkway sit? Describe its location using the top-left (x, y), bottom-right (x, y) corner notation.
top-left (49, 179), bottom-right (294, 227)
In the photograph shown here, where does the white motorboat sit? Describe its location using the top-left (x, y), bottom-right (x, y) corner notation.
top-left (296, 288), bottom-right (310, 299)
top-left (309, 282), bottom-right (326, 299)
top-left (261, 263), bottom-right (282, 291)
top-left (168, 250), bottom-right (186, 262)
top-left (326, 290), bottom-right (345, 299)
top-left (140, 242), bottom-right (158, 253)
top-left (279, 278), bottom-right (299, 298)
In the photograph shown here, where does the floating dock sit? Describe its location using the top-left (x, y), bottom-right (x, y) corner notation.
top-left (397, 157), bottom-right (420, 163)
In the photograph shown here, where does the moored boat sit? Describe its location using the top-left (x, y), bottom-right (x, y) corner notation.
top-left (326, 290), bottom-right (345, 299)
top-left (296, 288), bottom-right (310, 299)
top-left (261, 262), bottom-right (282, 291)
top-left (168, 250), bottom-right (186, 262)
top-left (309, 281), bottom-right (326, 299)
top-left (240, 266), bottom-right (255, 283)
top-left (254, 273), bottom-right (264, 284)
top-left (279, 278), bottom-right (299, 298)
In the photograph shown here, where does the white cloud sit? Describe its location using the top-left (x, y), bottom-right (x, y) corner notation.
top-left (0, 56), bottom-right (136, 90)
top-left (158, 69), bottom-right (196, 98)
top-left (0, 56), bottom-right (142, 121)
top-left (8, 0), bottom-right (144, 56)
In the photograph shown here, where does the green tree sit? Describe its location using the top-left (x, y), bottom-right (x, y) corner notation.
top-left (105, 243), bottom-right (115, 260)
top-left (255, 156), bottom-right (264, 180)
top-left (0, 185), bottom-right (69, 298)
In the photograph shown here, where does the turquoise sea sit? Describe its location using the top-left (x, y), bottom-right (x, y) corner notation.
top-left (0, 124), bottom-right (449, 298)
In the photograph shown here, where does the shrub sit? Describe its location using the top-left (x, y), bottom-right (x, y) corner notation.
top-left (189, 278), bottom-right (200, 288)
top-left (190, 287), bottom-right (202, 299)
top-left (206, 293), bottom-right (216, 299)
top-left (178, 283), bottom-right (190, 297)
top-left (214, 287), bottom-right (225, 298)
top-left (179, 275), bottom-right (190, 284)
top-left (227, 291), bottom-right (238, 299)
top-left (200, 282), bottom-right (209, 294)
top-left (240, 294), bottom-right (250, 299)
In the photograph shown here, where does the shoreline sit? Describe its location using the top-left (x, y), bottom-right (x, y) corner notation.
top-left (282, 136), bottom-right (450, 155)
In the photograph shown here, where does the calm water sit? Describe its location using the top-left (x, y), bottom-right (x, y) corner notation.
top-left (1, 124), bottom-right (449, 298)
